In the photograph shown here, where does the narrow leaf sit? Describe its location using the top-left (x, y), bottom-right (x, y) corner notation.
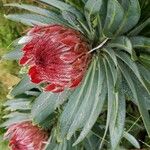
top-left (5, 3), bottom-right (52, 17)
top-left (73, 58), bottom-right (107, 145)
top-left (118, 60), bottom-right (150, 137)
top-left (103, 0), bottom-right (124, 35)
top-left (5, 13), bottom-right (64, 26)
top-left (60, 60), bottom-right (94, 137)
top-left (99, 58), bottom-right (115, 149)
top-left (2, 48), bottom-right (23, 60)
top-left (108, 36), bottom-right (132, 55)
top-left (65, 0), bottom-right (84, 12)
top-left (123, 132), bottom-right (140, 149)
top-left (5, 3), bottom-right (67, 26)
top-left (128, 18), bottom-right (150, 36)
top-left (115, 0), bottom-right (141, 35)
top-left (130, 36), bottom-right (150, 52)
top-left (32, 91), bottom-right (68, 124)
top-left (4, 98), bottom-right (31, 111)
top-left (109, 74), bottom-right (126, 149)
top-left (62, 11), bottom-right (83, 33)
top-left (103, 48), bottom-right (118, 67)
top-left (83, 133), bottom-right (100, 150)
top-left (5, 14), bottom-right (49, 26)
top-left (116, 51), bottom-right (149, 93)
top-left (10, 75), bottom-right (38, 96)
top-left (0, 113), bottom-right (30, 128)
top-left (85, 0), bottom-right (102, 15)
top-left (39, 0), bottom-right (82, 19)
top-left (67, 59), bottom-right (97, 139)
top-left (104, 53), bottom-right (118, 85)
top-left (99, 0), bottom-right (107, 27)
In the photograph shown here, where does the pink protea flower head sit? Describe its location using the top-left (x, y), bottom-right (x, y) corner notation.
top-left (4, 121), bottom-right (49, 150)
top-left (19, 25), bottom-right (91, 92)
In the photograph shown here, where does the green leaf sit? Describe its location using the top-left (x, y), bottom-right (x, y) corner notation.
top-left (145, 99), bottom-right (150, 110)
top-left (116, 51), bottom-right (149, 94)
top-left (31, 91), bottom-right (68, 124)
top-left (97, 14), bottom-right (103, 38)
top-left (108, 36), bottom-right (132, 54)
top-left (103, 0), bottom-right (124, 35)
top-left (5, 3), bottom-right (51, 17)
top-left (102, 59), bottom-right (125, 150)
top-left (39, 0), bottom-right (82, 19)
top-left (139, 54), bottom-right (150, 69)
top-left (128, 18), bottom-right (150, 36)
top-left (60, 59), bottom-right (94, 138)
top-left (83, 133), bottom-right (100, 150)
top-left (84, 0), bottom-right (102, 37)
top-left (0, 113), bottom-right (30, 128)
top-left (99, 58), bottom-right (115, 149)
top-left (123, 132), bottom-right (140, 149)
top-left (109, 74), bottom-right (126, 150)
top-left (73, 58), bottom-right (107, 145)
top-left (137, 64), bottom-right (150, 94)
top-left (129, 66), bottom-right (150, 110)
top-left (62, 11), bottom-right (77, 25)
top-left (140, 54), bottom-right (150, 61)
top-left (107, 36), bottom-right (137, 60)
top-left (82, 0), bottom-right (88, 3)
top-left (104, 53), bottom-right (118, 85)
top-left (44, 133), bottom-right (78, 150)
top-left (3, 112), bottom-right (23, 119)
top-left (115, 0), bottom-right (141, 35)
top-left (5, 3), bottom-right (67, 26)
top-left (85, 0), bottom-right (102, 15)
top-left (44, 135), bottom-right (57, 150)
top-left (4, 98), bottom-right (31, 111)
top-left (65, 0), bottom-right (84, 12)
top-left (66, 59), bottom-right (98, 140)
top-left (130, 36), bottom-right (150, 52)
top-left (122, 77), bottom-right (133, 100)
top-left (99, 0), bottom-right (107, 28)
top-left (118, 60), bottom-right (150, 137)
top-left (103, 48), bottom-right (118, 67)
top-left (131, 76), bottom-right (150, 135)
top-left (24, 91), bottom-right (40, 97)
top-left (2, 48), bottom-right (23, 60)
top-left (5, 14), bottom-right (63, 26)
top-left (138, 63), bottom-right (150, 84)
top-left (10, 75), bottom-right (38, 96)
top-left (62, 11), bottom-right (83, 33)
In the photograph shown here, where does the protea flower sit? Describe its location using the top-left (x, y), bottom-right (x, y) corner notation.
top-left (19, 25), bottom-right (91, 92)
top-left (4, 122), bottom-right (49, 150)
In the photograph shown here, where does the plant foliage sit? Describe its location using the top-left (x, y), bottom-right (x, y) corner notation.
top-left (1, 0), bottom-right (150, 149)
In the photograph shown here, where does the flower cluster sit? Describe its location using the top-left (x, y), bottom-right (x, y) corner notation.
top-left (20, 25), bottom-right (91, 92)
top-left (4, 122), bottom-right (48, 150)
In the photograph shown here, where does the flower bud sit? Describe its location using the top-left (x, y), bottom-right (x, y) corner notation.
top-left (4, 122), bottom-right (49, 150)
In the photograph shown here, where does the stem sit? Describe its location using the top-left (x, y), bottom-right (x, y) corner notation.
top-left (88, 38), bottom-right (109, 53)
top-left (78, 19), bottom-right (91, 37)
top-left (127, 115), bottom-right (141, 133)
